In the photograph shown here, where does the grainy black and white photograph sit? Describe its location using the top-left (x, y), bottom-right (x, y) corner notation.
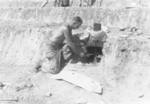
top-left (0, 0), bottom-right (150, 104)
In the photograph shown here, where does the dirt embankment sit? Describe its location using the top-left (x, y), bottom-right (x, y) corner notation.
top-left (100, 33), bottom-right (150, 91)
top-left (0, 8), bottom-right (150, 66)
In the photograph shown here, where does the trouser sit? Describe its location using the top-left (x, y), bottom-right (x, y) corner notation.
top-left (35, 41), bottom-right (73, 74)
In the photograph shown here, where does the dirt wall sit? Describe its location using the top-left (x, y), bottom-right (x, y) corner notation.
top-left (0, 7), bottom-right (150, 66)
top-left (1, 8), bottom-right (150, 31)
top-left (99, 35), bottom-right (150, 92)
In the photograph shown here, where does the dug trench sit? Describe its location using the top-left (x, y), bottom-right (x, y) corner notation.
top-left (1, 7), bottom-right (150, 104)
top-left (72, 46), bottom-right (103, 64)
top-left (1, 25), bottom-right (150, 104)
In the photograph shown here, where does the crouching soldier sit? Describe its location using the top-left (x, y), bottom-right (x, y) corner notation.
top-left (34, 16), bottom-right (85, 74)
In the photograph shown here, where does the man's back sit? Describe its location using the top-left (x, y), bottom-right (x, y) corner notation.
top-left (51, 25), bottom-right (70, 45)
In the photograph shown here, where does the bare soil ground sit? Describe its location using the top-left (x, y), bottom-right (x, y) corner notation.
top-left (1, 27), bottom-right (150, 104)
top-left (0, 62), bottom-right (150, 104)
top-left (0, 64), bottom-right (104, 104)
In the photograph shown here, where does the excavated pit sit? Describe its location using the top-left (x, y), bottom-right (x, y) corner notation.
top-left (1, 6), bottom-right (150, 104)
top-left (79, 46), bottom-right (103, 63)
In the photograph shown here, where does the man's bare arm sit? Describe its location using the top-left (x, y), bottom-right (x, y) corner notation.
top-left (63, 27), bottom-right (79, 55)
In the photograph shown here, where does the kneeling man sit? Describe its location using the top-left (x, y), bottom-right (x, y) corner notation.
top-left (35, 16), bottom-right (85, 74)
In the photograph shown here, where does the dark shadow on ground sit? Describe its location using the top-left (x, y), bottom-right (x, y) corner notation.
top-left (71, 46), bottom-right (103, 64)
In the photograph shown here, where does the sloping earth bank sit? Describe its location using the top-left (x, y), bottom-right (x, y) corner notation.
top-left (1, 31), bottom-right (150, 104)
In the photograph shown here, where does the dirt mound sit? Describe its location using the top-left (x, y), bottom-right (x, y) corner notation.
top-left (99, 34), bottom-right (150, 93)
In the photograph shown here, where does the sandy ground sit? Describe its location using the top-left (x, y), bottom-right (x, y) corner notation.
top-left (0, 64), bottom-right (104, 104)
top-left (1, 27), bottom-right (150, 104)
top-left (0, 63), bottom-right (150, 104)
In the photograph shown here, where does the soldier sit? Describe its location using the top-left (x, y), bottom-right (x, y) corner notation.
top-left (34, 16), bottom-right (85, 74)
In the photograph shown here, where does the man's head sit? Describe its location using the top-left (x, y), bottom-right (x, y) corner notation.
top-left (71, 16), bottom-right (83, 29)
